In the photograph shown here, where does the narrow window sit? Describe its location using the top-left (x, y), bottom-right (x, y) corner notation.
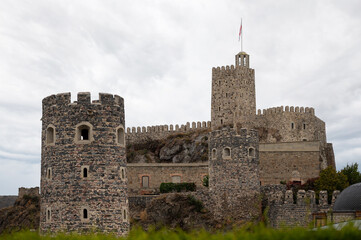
top-left (303, 123), bottom-right (306, 130)
top-left (226, 93), bottom-right (228, 97)
top-left (46, 126), bottom-right (55, 144)
top-left (117, 127), bottom-right (125, 145)
top-left (83, 168), bottom-right (88, 178)
top-left (46, 168), bottom-right (52, 180)
top-left (221, 119), bottom-right (223, 124)
top-left (121, 169), bottom-right (125, 179)
top-left (291, 122), bottom-right (294, 129)
top-left (142, 176), bottom-right (149, 188)
top-left (83, 209), bottom-right (88, 219)
top-left (223, 147), bottom-right (231, 158)
top-left (123, 209), bottom-right (127, 220)
top-left (218, 106), bottom-right (221, 111)
top-left (171, 175), bottom-right (181, 183)
top-left (212, 149), bottom-right (217, 159)
top-left (47, 210), bottom-right (50, 220)
top-left (248, 147), bottom-right (255, 157)
top-left (243, 56), bottom-right (247, 66)
top-left (46, 208), bottom-right (51, 222)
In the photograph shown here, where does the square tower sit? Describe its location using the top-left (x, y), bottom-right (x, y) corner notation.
top-left (211, 52), bottom-right (256, 130)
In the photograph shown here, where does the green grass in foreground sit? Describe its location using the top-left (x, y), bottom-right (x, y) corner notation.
top-left (1, 224), bottom-right (361, 240)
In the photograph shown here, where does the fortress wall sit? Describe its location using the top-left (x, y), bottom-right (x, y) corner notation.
top-left (255, 106), bottom-right (326, 144)
top-left (127, 163), bottom-right (209, 196)
top-left (126, 121), bottom-right (211, 145)
top-left (262, 187), bottom-right (340, 228)
top-left (259, 142), bottom-right (321, 185)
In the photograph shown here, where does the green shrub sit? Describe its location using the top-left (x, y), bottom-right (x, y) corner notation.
top-left (187, 195), bottom-right (204, 212)
top-left (160, 182), bottom-right (196, 193)
top-left (202, 175), bottom-right (209, 187)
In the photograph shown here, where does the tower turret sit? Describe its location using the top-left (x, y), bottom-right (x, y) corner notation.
top-left (40, 92), bottom-right (129, 235)
top-left (211, 52), bottom-right (256, 130)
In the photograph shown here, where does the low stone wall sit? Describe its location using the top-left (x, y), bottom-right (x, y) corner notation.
top-left (127, 163), bottom-right (208, 195)
top-left (0, 196), bottom-right (17, 209)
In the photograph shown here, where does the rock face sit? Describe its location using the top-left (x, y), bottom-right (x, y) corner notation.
top-left (136, 193), bottom-right (214, 230)
top-left (127, 130), bottom-right (209, 164)
top-left (0, 195), bottom-right (40, 234)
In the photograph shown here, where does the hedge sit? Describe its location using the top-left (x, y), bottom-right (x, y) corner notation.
top-left (160, 182), bottom-right (196, 193)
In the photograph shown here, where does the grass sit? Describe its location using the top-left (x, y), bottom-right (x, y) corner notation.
top-left (2, 224), bottom-right (361, 240)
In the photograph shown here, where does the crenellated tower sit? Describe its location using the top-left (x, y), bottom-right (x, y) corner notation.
top-left (211, 52), bottom-right (256, 130)
top-left (40, 92), bottom-right (129, 235)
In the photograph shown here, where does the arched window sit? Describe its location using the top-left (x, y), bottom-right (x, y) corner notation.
top-left (46, 207), bottom-right (51, 222)
top-left (120, 167), bottom-right (126, 180)
top-left (83, 209), bottom-right (88, 219)
top-left (212, 149), bottom-right (217, 159)
top-left (46, 126), bottom-right (55, 144)
top-left (248, 147), bottom-right (255, 157)
top-left (223, 147), bottom-right (231, 158)
top-left (81, 166), bottom-right (89, 179)
top-left (75, 122), bottom-right (93, 144)
top-left (116, 126), bottom-right (125, 146)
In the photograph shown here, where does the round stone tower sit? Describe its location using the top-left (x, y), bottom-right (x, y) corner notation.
top-left (40, 92), bottom-right (129, 234)
top-left (209, 127), bottom-right (261, 222)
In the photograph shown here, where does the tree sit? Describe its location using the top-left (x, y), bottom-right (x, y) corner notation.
top-left (341, 163), bottom-right (361, 186)
top-left (315, 166), bottom-right (349, 203)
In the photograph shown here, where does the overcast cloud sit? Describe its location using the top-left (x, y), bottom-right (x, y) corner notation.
top-left (0, 0), bottom-right (360, 195)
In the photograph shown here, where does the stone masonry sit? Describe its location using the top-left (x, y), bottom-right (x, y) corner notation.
top-left (209, 127), bottom-right (261, 222)
top-left (40, 92), bottom-right (129, 235)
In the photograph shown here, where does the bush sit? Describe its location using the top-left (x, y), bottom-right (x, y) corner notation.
top-left (202, 175), bottom-right (209, 187)
top-left (160, 183), bottom-right (196, 193)
top-left (187, 195), bottom-right (204, 212)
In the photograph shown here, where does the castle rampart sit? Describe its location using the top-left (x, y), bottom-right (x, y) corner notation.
top-left (126, 121), bottom-right (211, 145)
top-left (40, 92), bottom-right (129, 235)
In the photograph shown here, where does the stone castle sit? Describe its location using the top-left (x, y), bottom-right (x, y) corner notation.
top-left (40, 51), bottom-right (340, 234)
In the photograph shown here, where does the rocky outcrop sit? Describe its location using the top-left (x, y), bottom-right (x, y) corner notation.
top-left (127, 129), bottom-right (209, 163)
top-left (0, 194), bottom-right (40, 234)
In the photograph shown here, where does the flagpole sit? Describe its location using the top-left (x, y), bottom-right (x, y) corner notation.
top-left (241, 19), bottom-right (243, 52)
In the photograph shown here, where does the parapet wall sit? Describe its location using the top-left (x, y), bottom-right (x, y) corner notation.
top-left (126, 121), bottom-right (211, 145)
top-left (18, 187), bottom-right (39, 199)
top-left (257, 106), bottom-right (315, 116)
top-left (261, 185), bottom-right (341, 228)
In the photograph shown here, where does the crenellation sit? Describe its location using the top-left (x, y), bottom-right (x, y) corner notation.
top-left (319, 191), bottom-right (328, 206)
top-left (332, 190), bottom-right (340, 204)
top-left (77, 92), bottom-right (91, 104)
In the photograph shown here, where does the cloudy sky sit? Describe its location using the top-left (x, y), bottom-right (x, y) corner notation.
top-left (0, 0), bottom-right (360, 195)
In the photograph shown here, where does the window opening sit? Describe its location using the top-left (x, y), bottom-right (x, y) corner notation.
top-left (83, 168), bottom-right (88, 178)
top-left (291, 123), bottom-right (294, 129)
top-left (123, 209), bottom-right (127, 220)
top-left (248, 148), bottom-right (255, 157)
top-left (223, 148), bottom-right (231, 158)
top-left (221, 119), bottom-right (223, 124)
top-left (83, 209), bottom-right (88, 219)
top-left (172, 175), bottom-right (181, 183)
top-left (212, 149), bottom-right (217, 159)
top-left (303, 123), bottom-right (306, 130)
top-left (117, 127), bottom-right (125, 145)
top-left (142, 176), bottom-right (149, 188)
top-left (121, 169), bottom-right (125, 179)
top-left (81, 128), bottom-right (89, 140)
top-left (46, 127), bottom-right (55, 144)
top-left (47, 210), bottom-right (50, 220)
top-left (47, 168), bottom-right (52, 180)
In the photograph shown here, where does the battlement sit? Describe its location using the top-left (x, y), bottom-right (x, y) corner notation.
top-left (212, 65), bottom-right (254, 75)
top-left (18, 187), bottom-right (39, 199)
top-left (42, 92), bottom-right (124, 110)
top-left (268, 188), bottom-right (340, 206)
top-left (210, 127), bottom-right (258, 139)
top-left (257, 106), bottom-right (315, 116)
top-left (126, 121), bottom-right (211, 134)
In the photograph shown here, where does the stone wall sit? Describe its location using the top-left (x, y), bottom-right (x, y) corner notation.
top-left (127, 163), bottom-right (208, 195)
top-left (18, 187), bottom-right (39, 198)
top-left (126, 121), bottom-right (211, 145)
top-left (40, 92), bottom-right (129, 235)
top-left (259, 142), bottom-right (321, 185)
top-left (209, 127), bottom-right (261, 222)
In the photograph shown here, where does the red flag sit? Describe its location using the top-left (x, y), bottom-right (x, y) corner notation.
top-left (238, 22), bottom-right (242, 41)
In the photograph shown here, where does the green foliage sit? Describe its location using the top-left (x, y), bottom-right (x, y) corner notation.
top-left (341, 163), bottom-right (361, 185)
top-left (159, 183), bottom-right (196, 193)
top-left (202, 175), bottom-right (209, 187)
top-left (187, 195), bottom-right (204, 212)
top-left (315, 166), bottom-right (349, 203)
top-left (3, 224), bottom-right (361, 240)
